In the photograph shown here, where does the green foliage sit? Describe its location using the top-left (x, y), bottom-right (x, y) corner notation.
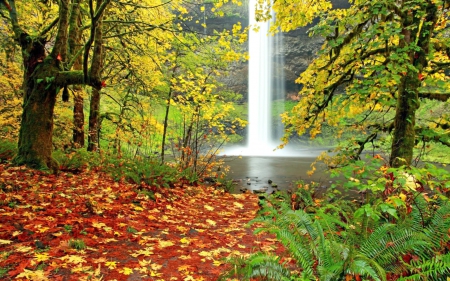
top-left (53, 149), bottom-right (101, 172)
top-left (103, 155), bottom-right (179, 188)
top-left (0, 266), bottom-right (9, 278)
top-left (0, 139), bottom-right (17, 162)
top-left (223, 157), bottom-right (450, 280)
top-left (68, 239), bottom-right (86, 250)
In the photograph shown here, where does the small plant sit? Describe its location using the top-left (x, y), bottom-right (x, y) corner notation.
top-left (69, 239), bottom-right (86, 250)
top-left (0, 266), bottom-right (10, 278)
top-left (63, 224), bottom-right (72, 233)
top-left (127, 226), bottom-right (138, 234)
top-left (53, 149), bottom-right (101, 172)
top-left (0, 139), bottom-right (17, 162)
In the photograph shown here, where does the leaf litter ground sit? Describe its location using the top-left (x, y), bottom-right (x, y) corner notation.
top-left (0, 164), bottom-right (284, 280)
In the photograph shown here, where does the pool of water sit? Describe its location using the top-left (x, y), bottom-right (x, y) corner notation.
top-left (221, 154), bottom-right (334, 194)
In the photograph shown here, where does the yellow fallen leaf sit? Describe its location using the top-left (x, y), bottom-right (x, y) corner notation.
top-left (206, 219), bottom-right (216, 226)
top-left (16, 269), bottom-right (49, 281)
top-left (150, 270), bottom-right (162, 277)
top-left (204, 205), bottom-right (214, 211)
top-left (213, 260), bottom-right (223, 266)
top-left (60, 255), bottom-right (86, 264)
top-left (94, 263), bottom-right (101, 276)
top-left (105, 261), bottom-right (118, 269)
top-left (178, 264), bottom-right (191, 272)
top-left (119, 267), bottom-right (133, 275)
top-left (92, 221), bottom-right (107, 228)
top-left (198, 251), bottom-right (212, 257)
top-left (34, 252), bottom-right (50, 262)
top-left (233, 202), bottom-right (244, 209)
top-left (16, 245), bottom-right (33, 253)
top-left (180, 237), bottom-right (190, 244)
top-left (130, 247), bottom-right (153, 257)
top-left (71, 264), bottom-right (91, 273)
top-left (0, 239), bottom-right (12, 245)
top-left (139, 259), bottom-right (152, 267)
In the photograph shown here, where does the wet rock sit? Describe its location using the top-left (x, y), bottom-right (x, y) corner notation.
top-left (253, 187), bottom-right (268, 194)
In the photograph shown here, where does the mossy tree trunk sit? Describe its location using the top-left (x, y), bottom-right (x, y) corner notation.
top-left (87, 1), bottom-right (105, 152)
top-left (389, 3), bottom-right (438, 167)
top-left (68, 0), bottom-right (85, 148)
top-left (16, 62), bottom-right (60, 171)
top-left (3, 0), bottom-right (108, 171)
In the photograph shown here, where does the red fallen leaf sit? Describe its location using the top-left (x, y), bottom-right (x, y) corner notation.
top-left (8, 259), bottom-right (30, 277)
top-left (17, 231), bottom-right (30, 242)
top-left (402, 253), bottom-right (412, 263)
top-left (101, 81), bottom-right (107, 88)
top-left (56, 54), bottom-right (62, 61)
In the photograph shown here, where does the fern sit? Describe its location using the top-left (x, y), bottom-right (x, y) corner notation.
top-left (218, 252), bottom-right (293, 281)
top-left (397, 253), bottom-right (450, 281)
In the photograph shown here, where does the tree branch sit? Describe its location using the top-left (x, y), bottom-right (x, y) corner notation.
top-left (39, 16), bottom-right (59, 37)
top-left (51, 0), bottom-right (70, 59)
top-left (418, 92), bottom-right (450, 101)
top-left (55, 70), bottom-right (102, 88)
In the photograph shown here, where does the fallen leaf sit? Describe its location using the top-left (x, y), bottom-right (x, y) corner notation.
top-left (119, 267), bottom-right (133, 275)
top-left (105, 261), bottom-right (118, 269)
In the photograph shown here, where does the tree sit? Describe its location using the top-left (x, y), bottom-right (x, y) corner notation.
top-left (0, 0), bottom-right (108, 171)
top-left (259, 0), bottom-right (450, 167)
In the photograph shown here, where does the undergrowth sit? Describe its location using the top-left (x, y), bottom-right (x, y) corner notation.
top-left (221, 155), bottom-right (450, 280)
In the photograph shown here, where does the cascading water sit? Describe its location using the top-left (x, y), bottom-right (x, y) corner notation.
top-left (221, 0), bottom-right (289, 156)
top-left (246, 0), bottom-right (284, 154)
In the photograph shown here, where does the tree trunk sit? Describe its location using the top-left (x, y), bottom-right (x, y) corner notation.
top-left (87, 88), bottom-right (100, 151)
top-left (15, 63), bottom-right (60, 172)
top-left (389, 75), bottom-right (419, 167)
top-left (73, 92), bottom-right (85, 148)
top-left (69, 0), bottom-right (85, 148)
top-left (87, 0), bottom-right (105, 152)
top-left (389, 3), bottom-right (437, 167)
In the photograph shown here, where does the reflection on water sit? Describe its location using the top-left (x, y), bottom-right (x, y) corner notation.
top-left (221, 154), bottom-right (333, 194)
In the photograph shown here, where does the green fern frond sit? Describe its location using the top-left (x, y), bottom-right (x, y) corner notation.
top-left (352, 254), bottom-right (387, 281)
top-left (361, 224), bottom-right (431, 268)
top-left (219, 252), bottom-right (294, 281)
top-left (422, 201), bottom-right (450, 249)
top-left (271, 227), bottom-right (315, 276)
top-left (397, 252), bottom-right (450, 281)
top-left (346, 259), bottom-right (382, 281)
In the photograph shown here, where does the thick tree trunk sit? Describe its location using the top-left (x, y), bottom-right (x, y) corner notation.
top-left (15, 62), bottom-right (60, 172)
top-left (389, 75), bottom-right (420, 167)
top-left (389, 3), bottom-right (437, 167)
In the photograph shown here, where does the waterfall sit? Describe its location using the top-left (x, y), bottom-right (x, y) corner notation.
top-left (246, 0), bottom-right (284, 154)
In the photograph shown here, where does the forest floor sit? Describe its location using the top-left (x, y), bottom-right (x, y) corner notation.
top-left (0, 163), bottom-right (286, 281)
